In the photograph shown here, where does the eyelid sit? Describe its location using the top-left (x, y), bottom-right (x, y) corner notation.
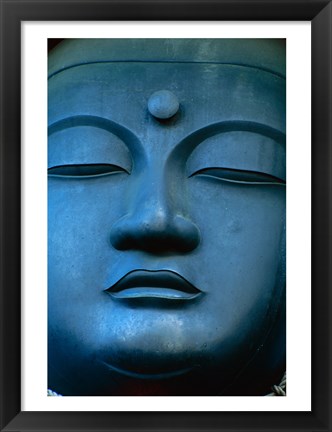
top-left (189, 167), bottom-right (286, 185)
top-left (48, 163), bottom-right (130, 178)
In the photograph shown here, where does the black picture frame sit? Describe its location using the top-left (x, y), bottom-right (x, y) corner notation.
top-left (1, 1), bottom-right (331, 431)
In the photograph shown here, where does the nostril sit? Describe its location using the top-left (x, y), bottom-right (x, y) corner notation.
top-left (109, 214), bottom-right (200, 253)
top-left (173, 215), bottom-right (201, 252)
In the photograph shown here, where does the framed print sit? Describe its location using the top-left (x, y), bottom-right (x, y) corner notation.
top-left (1, 1), bottom-right (331, 431)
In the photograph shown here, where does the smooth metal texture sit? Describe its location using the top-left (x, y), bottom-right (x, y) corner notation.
top-left (48, 39), bottom-right (286, 396)
top-left (147, 90), bottom-right (180, 119)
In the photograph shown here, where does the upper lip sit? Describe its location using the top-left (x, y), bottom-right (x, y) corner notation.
top-left (105, 269), bottom-right (202, 301)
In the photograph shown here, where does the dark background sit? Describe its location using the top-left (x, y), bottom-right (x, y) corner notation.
top-left (48, 39), bottom-right (64, 52)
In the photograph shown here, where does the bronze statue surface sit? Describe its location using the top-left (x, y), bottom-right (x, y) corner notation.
top-left (48, 39), bottom-right (286, 396)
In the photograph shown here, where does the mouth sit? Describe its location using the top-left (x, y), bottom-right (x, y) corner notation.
top-left (105, 270), bottom-right (202, 301)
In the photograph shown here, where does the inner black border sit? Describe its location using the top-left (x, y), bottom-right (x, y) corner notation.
top-left (1, 1), bottom-right (331, 431)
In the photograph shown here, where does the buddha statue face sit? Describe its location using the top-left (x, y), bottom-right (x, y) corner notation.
top-left (48, 39), bottom-right (286, 396)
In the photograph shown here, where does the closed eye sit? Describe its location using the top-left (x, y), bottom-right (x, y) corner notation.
top-left (189, 167), bottom-right (285, 185)
top-left (48, 163), bottom-right (129, 178)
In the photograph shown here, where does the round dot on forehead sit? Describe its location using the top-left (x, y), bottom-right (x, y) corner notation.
top-left (148, 90), bottom-right (180, 120)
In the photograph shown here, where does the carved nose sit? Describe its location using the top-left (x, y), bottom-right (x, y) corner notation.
top-left (110, 203), bottom-right (200, 254)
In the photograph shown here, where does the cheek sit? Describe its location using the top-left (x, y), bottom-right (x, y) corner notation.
top-left (188, 181), bottom-right (285, 324)
top-left (48, 177), bottom-right (126, 247)
top-left (48, 178), bottom-right (126, 301)
top-left (188, 180), bottom-right (285, 264)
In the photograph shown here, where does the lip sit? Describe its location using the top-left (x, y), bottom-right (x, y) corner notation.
top-left (105, 269), bottom-right (202, 301)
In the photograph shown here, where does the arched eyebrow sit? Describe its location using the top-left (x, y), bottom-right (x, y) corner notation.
top-left (168, 120), bottom-right (285, 169)
top-left (181, 120), bottom-right (285, 148)
top-left (48, 115), bottom-right (144, 158)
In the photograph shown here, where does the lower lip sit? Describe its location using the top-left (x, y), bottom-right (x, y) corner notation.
top-left (107, 287), bottom-right (202, 301)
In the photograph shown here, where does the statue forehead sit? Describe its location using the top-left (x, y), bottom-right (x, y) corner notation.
top-left (48, 39), bottom-right (286, 140)
top-left (48, 64), bottom-right (285, 134)
top-left (48, 38), bottom-right (286, 78)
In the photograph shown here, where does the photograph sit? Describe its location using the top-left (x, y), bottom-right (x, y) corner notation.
top-left (47, 38), bottom-right (286, 397)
